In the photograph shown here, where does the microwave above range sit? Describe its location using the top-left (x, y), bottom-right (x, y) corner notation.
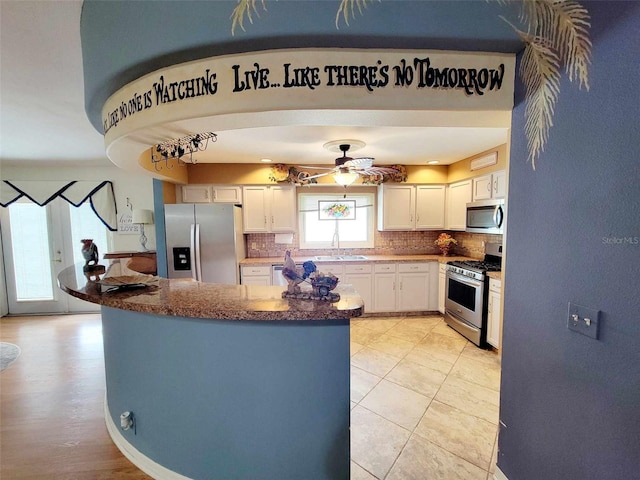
top-left (466, 199), bottom-right (505, 234)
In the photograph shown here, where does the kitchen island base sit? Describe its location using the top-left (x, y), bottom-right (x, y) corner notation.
top-left (101, 306), bottom-right (350, 480)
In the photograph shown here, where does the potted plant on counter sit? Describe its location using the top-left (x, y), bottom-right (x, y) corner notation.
top-left (435, 233), bottom-right (458, 256)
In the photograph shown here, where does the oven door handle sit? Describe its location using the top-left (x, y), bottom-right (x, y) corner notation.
top-left (447, 270), bottom-right (483, 287)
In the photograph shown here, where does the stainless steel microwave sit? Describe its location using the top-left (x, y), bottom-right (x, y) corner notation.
top-left (466, 199), bottom-right (504, 234)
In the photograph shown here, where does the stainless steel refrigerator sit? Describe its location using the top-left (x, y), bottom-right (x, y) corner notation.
top-left (164, 203), bottom-right (246, 284)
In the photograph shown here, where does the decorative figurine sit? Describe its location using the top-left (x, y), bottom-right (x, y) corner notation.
top-left (280, 250), bottom-right (340, 301)
top-left (81, 239), bottom-right (101, 272)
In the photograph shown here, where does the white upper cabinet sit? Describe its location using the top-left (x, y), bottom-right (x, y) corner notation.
top-left (182, 185), bottom-right (213, 203)
top-left (211, 186), bottom-right (242, 203)
top-left (415, 185), bottom-right (446, 229)
top-left (446, 179), bottom-right (472, 231)
top-left (472, 170), bottom-right (506, 201)
top-left (242, 185), bottom-right (296, 233)
top-left (181, 185), bottom-right (242, 203)
top-left (378, 184), bottom-right (446, 231)
top-left (492, 170), bottom-right (507, 199)
top-left (378, 185), bottom-right (414, 230)
top-left (472, 174), bottom-right (493, 201)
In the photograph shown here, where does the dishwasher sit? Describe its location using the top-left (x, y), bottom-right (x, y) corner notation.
top-left (271, 264), bottom-right (303, 286)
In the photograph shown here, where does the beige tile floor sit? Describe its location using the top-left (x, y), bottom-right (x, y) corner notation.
top-left (350, 315), bottom-right (501, 480)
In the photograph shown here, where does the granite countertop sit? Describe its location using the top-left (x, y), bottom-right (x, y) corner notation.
top-left (241, 254), bottom-right (476, 266)
top-left (58, 264), bottom-right (363, 321)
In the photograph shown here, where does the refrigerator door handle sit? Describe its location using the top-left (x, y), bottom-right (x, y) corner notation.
top-left (194, 223), bottom-right (203, 281)
top-left (190, 224), bottom-right (198, 281)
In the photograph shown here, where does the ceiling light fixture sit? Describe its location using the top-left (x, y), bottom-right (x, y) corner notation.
top-left (260, 158), bottom-right (272, 163)
top-left (151, 132), bottom-right (217, 170)
top-left (333, 171), bottom-right (359, 186)
top-left (428, 160), bottom-right (440, 165)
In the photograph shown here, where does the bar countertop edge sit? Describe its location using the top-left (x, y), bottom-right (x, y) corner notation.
top-left (58, 264), bottom-right (364, 321)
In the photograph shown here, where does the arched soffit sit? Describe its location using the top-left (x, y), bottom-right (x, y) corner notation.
top-left (81, 0), bottom-right (523, 132)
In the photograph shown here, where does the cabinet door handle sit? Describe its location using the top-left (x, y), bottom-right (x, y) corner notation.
top-left (205, 190), bottom-right (209, 199)
top-left (264, 215), bottom-right (267, 226)
top-left (487, 182), bottom-right (491, 192)
top-left (212, 190), bottom-right (216, 200)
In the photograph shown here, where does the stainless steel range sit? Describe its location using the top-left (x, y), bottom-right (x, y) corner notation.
top-left (444, 243), bottom-right (502, 348)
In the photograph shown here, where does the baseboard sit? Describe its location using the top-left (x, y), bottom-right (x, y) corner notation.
top-left (493, 466), bottom-right (509, 480)
top-left (104, 399), bottom-right (192, 480)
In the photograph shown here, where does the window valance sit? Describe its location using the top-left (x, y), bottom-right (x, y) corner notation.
top-left (0, 180), bottom-right (118, 231)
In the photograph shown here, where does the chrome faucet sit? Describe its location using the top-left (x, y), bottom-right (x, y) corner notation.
top-left (331, 222), bottom-right (341, 256)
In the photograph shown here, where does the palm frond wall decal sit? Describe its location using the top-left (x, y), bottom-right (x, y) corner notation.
top-left (335, 0), bottom-right (377, 28)
top-left (493, 0), bottom-right (591, 168)
top-left (231, 0), bottom-right (266, 34)
top-left (520, 33), bottom-right (561, 169)
top-left (229, 0), bottom-right (591, 170)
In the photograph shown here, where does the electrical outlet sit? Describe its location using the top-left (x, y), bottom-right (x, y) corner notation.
top-left (251, 242), bottom-right (257, 250)
top-left (567, 302), bottom-right (600, 339)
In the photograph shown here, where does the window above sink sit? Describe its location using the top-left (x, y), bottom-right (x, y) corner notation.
top-left (299, 192), bottom-right (375, 250)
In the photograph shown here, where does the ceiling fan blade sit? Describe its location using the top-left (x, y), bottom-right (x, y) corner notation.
top-left (296, 165), bottom-right (336, 170)
top-left (355, 166), bottom-right (401, 176)
top-left (343, 157), bottom-right (374, 169)
top-left (298, 171), bottom-right (334, 180)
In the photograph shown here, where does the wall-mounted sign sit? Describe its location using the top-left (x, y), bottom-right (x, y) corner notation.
top-left (101, 48), bottom-right (514, 174)
top-left (118, 211), bottom-right (140, 235)
top-left (102, 49), bottom-right (514, 141)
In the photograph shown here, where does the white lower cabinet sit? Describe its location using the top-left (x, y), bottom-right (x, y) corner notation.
top-left (397, 263), bottom-right (430, 312)
top-left (371, 262), bottom-right (437, 313)
top-left (438, 263), bottom-right (447, 314)
top-left (240, 265), bottom-right (271, 286)
top-left (372, 264), bottom-right (398, 313)
top-left (342, 264), bottom-right (373, 313)
top-left (316, 263), bottom-right (344, 277)
top-left (487, 278), bottom-right (502, 348)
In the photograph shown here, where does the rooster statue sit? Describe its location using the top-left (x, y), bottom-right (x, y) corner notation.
top-left (281, 251), bottom-right (316, 294)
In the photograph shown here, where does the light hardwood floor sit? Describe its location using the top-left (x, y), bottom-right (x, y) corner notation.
top-left (0, 314), bottom-right (152, 479)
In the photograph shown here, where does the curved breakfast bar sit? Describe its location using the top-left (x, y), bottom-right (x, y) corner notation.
top-left (58, 264), bottom-right (363, 480)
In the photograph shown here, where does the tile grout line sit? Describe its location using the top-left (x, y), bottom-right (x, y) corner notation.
top-left (352, 315), bottom-right (499, 478)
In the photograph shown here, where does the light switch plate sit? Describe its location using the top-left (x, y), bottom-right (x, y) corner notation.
top-left (567, 302), bottom-right (600, 339)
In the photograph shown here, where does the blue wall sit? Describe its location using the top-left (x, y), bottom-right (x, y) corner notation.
top-left (500, 2), bottom-right (640, 479)
top-left (102, 307), bottom-right (351, 479)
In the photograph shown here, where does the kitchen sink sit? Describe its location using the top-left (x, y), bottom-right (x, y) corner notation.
top-left (313, 255), bottom-right (368, 261)
top-left (339, 255), bottom-right (368, 260)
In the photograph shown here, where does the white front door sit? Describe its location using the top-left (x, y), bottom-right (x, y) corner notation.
top-left (1, 198), bottom-right (106, 314)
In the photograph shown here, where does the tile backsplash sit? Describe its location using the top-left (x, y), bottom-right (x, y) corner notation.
top-left (246, 231), bottom-right (501, 260)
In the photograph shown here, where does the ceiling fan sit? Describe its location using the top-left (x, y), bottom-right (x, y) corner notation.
top-left (297, 142), bottom-right (401, 186)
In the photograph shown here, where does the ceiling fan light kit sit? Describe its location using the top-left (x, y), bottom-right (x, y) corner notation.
top-left (285, 140), bottom-right (403, 186)
top-left (333, 172), bottom-right (359, 186)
